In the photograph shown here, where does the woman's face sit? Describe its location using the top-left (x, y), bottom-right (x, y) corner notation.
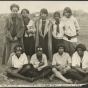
top-left (64, 11), bottom-right (70, 18)
top-left (54, 14), bottom-right (60, 22)
top-left (11, 7), bottom-right (19, 17)
top-left (40, 12), bottom-right (47, 20)
top-left (58, 47), bottom-right (64, 55)
top-left (16, 50), bottom-right (22, 58)
top-left (22, 10), bottom-right (29, 17)
top-left (15, 47), bottom-right (22, 58)
top-left (77, 48), bottom-right (84, 57)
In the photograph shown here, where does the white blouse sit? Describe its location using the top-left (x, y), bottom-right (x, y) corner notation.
top-left (72, 51), bottom-right (88, 69)
top-left (24, 20), bottom-right (36, 37)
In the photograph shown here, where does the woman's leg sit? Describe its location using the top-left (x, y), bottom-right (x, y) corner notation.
top-left (68, 69), bottom-right (84, 80)
top-left (41, 66), bottom-right (52, 77)
top-left (7, 68), bottom-right (31, 81)
top-left (18, 64), bottom-right (32, 75)
top-left (52, 68), bottom-right (72, 83)
top-left (77, 74), bottom-right (88, 84)
top-left (30, 66), bottom-right (52, 81)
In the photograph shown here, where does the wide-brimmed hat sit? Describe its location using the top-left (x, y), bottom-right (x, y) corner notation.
top-left (40, 8), bottom-right (48, 16)
top-left (53, 11), bottom-right (60, 18)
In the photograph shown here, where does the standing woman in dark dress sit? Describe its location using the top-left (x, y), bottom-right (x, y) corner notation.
top-left (35, 8), bottom-right (53, 61)
top-left (2, 4), bottom-right (24, 65)
top-left (21, 9), bottom-right (36, 61)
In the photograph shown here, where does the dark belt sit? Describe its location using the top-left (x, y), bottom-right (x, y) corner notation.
top-left (64, 34), bottom-right (78, 40)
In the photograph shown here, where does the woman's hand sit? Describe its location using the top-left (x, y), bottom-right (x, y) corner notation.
top-left (13, 36), bottom-right (18, 41)
top-left (39, 62), bottom-right (44, 67)
top-left (10, 37), bottom-right (14, 41)
top-left (37, 67), bottom-right (41, 71)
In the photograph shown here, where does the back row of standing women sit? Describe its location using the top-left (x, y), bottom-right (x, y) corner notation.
top-left (2, 4), bottom-right (80, 65)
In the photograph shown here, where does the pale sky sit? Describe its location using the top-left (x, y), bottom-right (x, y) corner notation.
top-left (0, 1), bottom-right (88, 13)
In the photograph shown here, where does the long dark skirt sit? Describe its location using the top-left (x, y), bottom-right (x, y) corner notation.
top-left (52, 37), bottom-right (63, 54)
top-left (63, 40), bottom-right (76, 56)
top-left (23, 36), bottom-right (35, 57)
top-left (26, 66), bottom-right (52, 77)
top-left (39, 34), bottom-right (48, 59)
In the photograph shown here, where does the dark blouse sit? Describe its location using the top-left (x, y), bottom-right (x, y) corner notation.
top-left (42, 20), bottom-right (46, 36)
top-left (11, 17), bottom-right (17, 38)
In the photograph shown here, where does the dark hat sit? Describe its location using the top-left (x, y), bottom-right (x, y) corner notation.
top-left (53, 11), bottom-right (60, 18)
top-left (63, 7), bottom-right (72, 16)
top-left (56, 43), bottom-right (66, 51)
top-left (64, 7), bottom-right (72, 14)
top-left (75, 44), bottom-right (86, 51)
top-left (40, 8), bottom-right (48, 16)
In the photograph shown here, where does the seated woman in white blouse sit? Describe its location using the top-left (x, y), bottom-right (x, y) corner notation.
top-left (7, 45), bottom-right (32, 81)
top-left (29, 46), bottom-right (53, 81)
top-left (52, 43), bottom-right (72, 84)
top-left (68, 44), bottom-right (88, 84)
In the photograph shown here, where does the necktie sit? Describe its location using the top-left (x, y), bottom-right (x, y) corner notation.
top-left (55, 22), bottom-right (59, 35)
top-left (80, 60), bottom-right (82, 68)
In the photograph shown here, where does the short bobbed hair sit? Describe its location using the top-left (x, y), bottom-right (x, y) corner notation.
top-left (10, 4), bottom-right (19, 11)
top-left (56, 43), bottom-right (66, 51)
top-left (21, 9), bottom-right (30, 14)
top-left (53, 11), bottom-right (60, 18)
top-left (63, 7), bottom-right (72, 16)
top-left (40, 8), bottom-right (48, 16)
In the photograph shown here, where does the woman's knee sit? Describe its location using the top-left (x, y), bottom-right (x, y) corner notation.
top-left (52, 68), bottom-right (59, 73)
top-left (46, 68), bottom-right (52, 73)
top-left (25, 65), bottom-right (32, 70)
top-left (7, 68), bottom-right (13, 75)
top-left (67, 69), bottom-right (77, 75)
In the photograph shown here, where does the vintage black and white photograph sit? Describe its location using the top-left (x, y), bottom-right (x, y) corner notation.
top-left (0, 1), bottom-right (88, 87)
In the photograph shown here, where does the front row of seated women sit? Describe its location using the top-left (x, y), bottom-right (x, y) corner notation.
top-left (7, 43), bottom-right (88, 84)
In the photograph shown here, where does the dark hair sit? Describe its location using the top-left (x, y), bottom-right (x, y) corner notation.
top-left (53, 11), bottom-right (60, 18)
top-left (21, 9), bottom-right (30, 14)
top-left (14, 44), bottom-right (24, 53)
top-left (63, 7), bottom-right (72, 16)
top-left (40, 8), bottom-right (48, 16)
top-left (56, 43), bottom-right (66, 51)
top-left (75, 44), bottom-right (86, 51)
top-left (10, 4), bottom-right (19, 11)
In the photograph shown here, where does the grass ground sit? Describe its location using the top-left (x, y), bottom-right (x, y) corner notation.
top-left (0, 17), bottom-right (88, 86)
